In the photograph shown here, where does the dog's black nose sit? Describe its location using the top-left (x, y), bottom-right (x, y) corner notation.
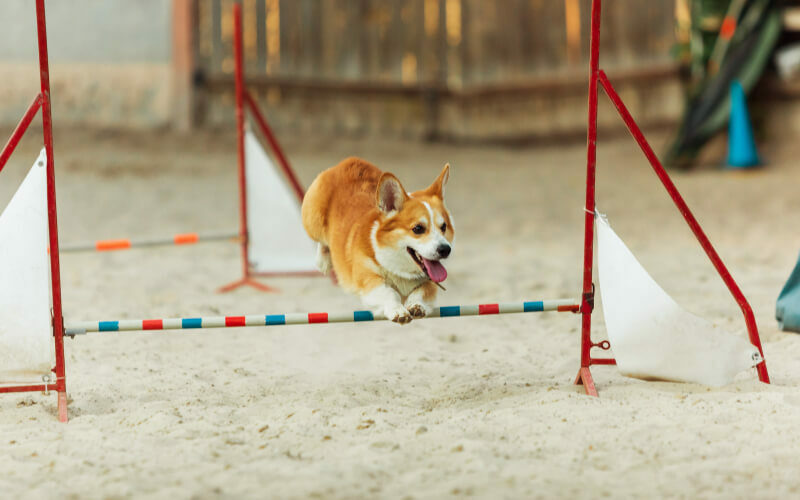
top-left (437, 244), bottom-right (451, 258)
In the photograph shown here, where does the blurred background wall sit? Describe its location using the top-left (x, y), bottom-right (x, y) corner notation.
top-left (0, 0), bottom-right (172, 128)
top-left (194, 0), bottom-right (682, 142)
top-left (0, 0), bottom-right (797, 143)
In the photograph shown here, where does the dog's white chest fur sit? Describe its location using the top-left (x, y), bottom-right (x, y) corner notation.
top-left (381, 271), bottom-right (428, 299)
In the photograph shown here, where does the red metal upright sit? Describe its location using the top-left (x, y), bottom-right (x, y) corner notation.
top-left (574, 0), bottom-right (769, 395)
top-left (37, 0), bottom-right (69, 422)
top-left (0, 0), bottom-right (69, 422)
top-left (574, 0), bottom-right (609, 396)
top-left (218, 2), bottom-right (275, 293)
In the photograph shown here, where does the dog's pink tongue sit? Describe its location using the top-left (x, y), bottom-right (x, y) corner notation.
top-left (422, 258), bottom-right (447, 283)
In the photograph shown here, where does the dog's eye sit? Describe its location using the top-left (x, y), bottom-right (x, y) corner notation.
top-left (440, 223), bottom-right (447, 233)
top-left (412, 224), bottom-right (426, 234)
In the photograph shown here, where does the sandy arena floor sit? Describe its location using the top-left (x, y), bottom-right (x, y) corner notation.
top-left (1, 126), bottom-right (800, 499)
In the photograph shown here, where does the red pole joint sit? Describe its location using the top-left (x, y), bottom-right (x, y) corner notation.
top-left (581, 283), bottom-right (595, 314)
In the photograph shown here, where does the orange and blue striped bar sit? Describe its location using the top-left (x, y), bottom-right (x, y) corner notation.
top-left (64, 299), bottom-right (580, 335)
top-left (60, 231), bottom-right (240, 253)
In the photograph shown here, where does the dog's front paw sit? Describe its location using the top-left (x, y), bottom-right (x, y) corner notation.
top-left (406, 302), bottom-right (432, 319)
top-left (384, 304), bottom-right (412, 324)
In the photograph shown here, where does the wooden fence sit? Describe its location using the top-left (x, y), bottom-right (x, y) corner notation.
top-left (193, 0), bottom-right (681, 141)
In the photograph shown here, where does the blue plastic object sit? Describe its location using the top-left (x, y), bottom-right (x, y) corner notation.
top-left (727, 80), bottom-right (761, 168)
top-left (777, 252), bottom-right (800, 333)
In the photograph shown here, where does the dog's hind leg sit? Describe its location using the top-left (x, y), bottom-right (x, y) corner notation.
top-left (315, 243), bottom-right (332, 275)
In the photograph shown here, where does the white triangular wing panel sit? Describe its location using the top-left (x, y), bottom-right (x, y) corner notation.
top-left (245, 130), bottom-right (317, 273)
top-left (596, 213), bottom-right (760, 386)
top-left (0, 149), bottom-right (55, 384)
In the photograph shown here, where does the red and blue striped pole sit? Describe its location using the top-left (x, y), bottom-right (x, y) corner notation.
top-left (64, 299), bottom-right (579, 335)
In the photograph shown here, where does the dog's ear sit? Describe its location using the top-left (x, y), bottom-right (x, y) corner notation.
top-left (376, 173), bottom-right (408, 214)
top-left (426, 163), bottom-right (450, 198)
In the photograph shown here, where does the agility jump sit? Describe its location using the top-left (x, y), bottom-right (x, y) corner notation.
top-left (0, 0), bottom-right (771, 423)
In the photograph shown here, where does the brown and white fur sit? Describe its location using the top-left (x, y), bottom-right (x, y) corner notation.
top-left (301, 158), bottom-right (454, 324)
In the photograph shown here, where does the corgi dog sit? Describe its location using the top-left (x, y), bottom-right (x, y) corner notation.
top-left (302, 158), bottom-right (454, 324)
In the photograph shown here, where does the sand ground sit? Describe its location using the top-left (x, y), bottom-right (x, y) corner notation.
top-left (1, 126), bottom-right (800, 499)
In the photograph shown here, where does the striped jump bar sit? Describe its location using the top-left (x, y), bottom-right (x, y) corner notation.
top-left (64, 299), bottom-right (579, 335)
top-left (60, 231), bottom-right (240, 253)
